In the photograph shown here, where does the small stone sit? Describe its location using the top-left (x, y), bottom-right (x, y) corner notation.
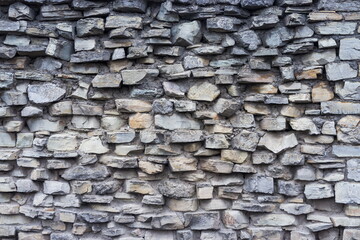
top-left (205, 134), bottom-right (229, 149)
top-left (168, 198), bottom-right (198, 212)
top-left (45, 38), bottom-right (73, 61)
top-left (339, 38), bottom-right (360, 60)
top-left (76, 18), bottom-right (104, 37)
top-left (290, 117), bottom-right (319, 135)
top-left (62, 165), bottom-right (110, 180)
top-left (230, 112), bottom-right (255, 128)
top-left (221, 150), bottom-right (249, 164)
top-left (172, 21), bottom-right (201, 46)
top-left (105, 15), bottom-right (142, 29)
top-left (278, 180), bottom-right (303, 196)
top-left (260, 117), bottom-right (287, 131)
top-left (213, 98), bottom-right (240, 117)
top-left (252, 151), bottom-right (276, 164)
top-left (304, 183), bottom-right (334, 199)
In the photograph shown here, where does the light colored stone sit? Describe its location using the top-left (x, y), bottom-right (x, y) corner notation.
top-left (322, 101), bottom-right (360, 114)
top-left (336, 81), bottom-right (360, 100)
top-left (339, 38), bottom-right (360, 60)
top-left (47, 133), bottom-right (77, 151)
top-left (187, 82), bottom-right (220, 102)
top-left (92, 73), bottom-right (122, 88)
top-left (290, 117), bottom-right (319, 135)
top-left (115, 99), bottom-right (152, 112)
top-left (325, 62), bottom-right (357, 81)
top-left (304, 183), bottom-right (334, 199)
top-left (252, 214), bottom-right (296, 227)
top-left (335, 182), bottom-right (360, 204)
top-left (43, 181), bottom-right (70, 195)
top-left (155, 113), bottom-right (200, 130)
top-left (79, 137), bottom-right (109, 154)
top-left (169, 155), bottom-right (198, 172)
top-left (259, 132), bottom-right (298, 154)
top-left (28, 83), bottom-right (66, 104)
top-left (311, 81), bottom-right (334, 102)
top-left (129, 113), bottom-right (153, 129)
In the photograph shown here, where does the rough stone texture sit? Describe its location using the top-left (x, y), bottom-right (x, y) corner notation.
top-left (0, 1), bottom-right (357, 238)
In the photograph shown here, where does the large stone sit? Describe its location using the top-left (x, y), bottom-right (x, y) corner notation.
top-left (336, 81), bottom-right (360, 100)
top-left (105, 15), bottom-right (142, 29)
top-left (222, 210), bottom-right (249, 229)
top-left (92, 74), bottom-right (122, 88)
top-left (319, 0), bottom-right (360, 11)
top-left (340, 38), bottom-right (360, 60)
top-left (172, 21), bottom-right (201, 46)
top-left (321, 101), bottom-right (360, 114)
top-left (244, 175), bottom-right (274, 194)
top-left (232, 130), bottom-right (259, 152)
top-left (115, 99), bottom-right (152, 112)
top-left (184, 212), bottom-right (220, 230)
top-left (125, 180), bottom-right (155, 195)
top-left (199, 158), bottom-right (234, 173)
top-left (158, 179), bottom-right (195, 198)
top-left (335, 182), bottom-right (360, 204)
top-left (315, 22), bottom-right (356, 35)
top-left (43, 181), bottom-right (70, 195)
top-left (155, 113), bottom-right (201, 130)
top-left (76, 18), bottom-right (104, 37)
top-left (169, 155), bottom-right (198, 172)
top-left (45, 38), bottom-right (73, 61)
top-left (290, 117), bottom-right (319, 135)
top-left (301, 49), bottom-right (336, 65)
top-left (337, 116), bottom-right (360, 144)
top-left (258, 133), bottom-right (298, 154)
top-left (304, 183), bottom-right (334, 199)
top-left (99, 155), bottom-right (138, 168)
top-left (28, 83), bottom-right (66, 104)
top-left (27, 118), bottom-right (65, 132)
top-left (252, 214), bottom-right (296, 227)
top-left (62, 165), bottom-right (110, 180)
top-left (325, 62), bottom-right (357, 81)
top-left (47, 134), bottom-right (78, 151)
top-left (347, 159), bottom-right (360, 181)
top-left (113, 0), bottom-right (147, 13)
top-left (234, 30), bottom-right (261, 50)
top-left (79, 137), bottom-right (109, 154)
top-left (187, 82), bottom-right (220, 102)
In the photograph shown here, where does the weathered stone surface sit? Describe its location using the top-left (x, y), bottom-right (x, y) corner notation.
top-left (304, 183), bottom-right (334, 199)
top-left (92, 74), bottom-right (122, 88)
top-left (62, 165), bottom-right (110, 180)
top-left (325, 62), bottom-right (357, 81)
top-left (76, 18), bottom-right (104, 37)
top-left (241, 0), bottom-right (274, 9)
top-left (315, 22), bottom-right (356, 35)
top-left (28, 83), bottom-right (66, 104)
top-left (234, 30), bottom-right (261, 50)
top-left (155, 113), bottom-right (201, 130)
top-left (336, 81), bottom-right (360, 100)
top-left (244, 175), bottom-right (274, 194)
top-left (187, 82), bottom-right (220, 102)
top-left (43, 181), bottom-right (70, 195)
top-left (339, 38), bottom-right (360, 60)
top-left (172, 21), bottom-right (201, 46)
top-left (258, 133), bottom-right (298, 153)
top-left (184, 212), bottom-right (220, 230)
top-left (232, 130), bottom-right (259, 152)
top-left (158, 179), bottom-right (195, 198)
top-left (115, 99), bottom-right (152, 113)
top-left (252, 214), bottom-right (296, 227)
top-left (321, 101), bottom-right (360, 114)
top-left (47, 134), bottom-right (78, 151)
top-left (335, 182), bottom-right (360, 204)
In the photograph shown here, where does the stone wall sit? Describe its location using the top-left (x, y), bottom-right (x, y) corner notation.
top-left (1, 0), bottom-right (360, 239)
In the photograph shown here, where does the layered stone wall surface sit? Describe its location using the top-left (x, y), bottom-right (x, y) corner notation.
top-left (1, 0), bottom-right (360, 239)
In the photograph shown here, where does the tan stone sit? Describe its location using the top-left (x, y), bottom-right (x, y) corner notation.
top-left (244, 103), bottom-right (271, 115)
top-left (221, 150), bottom-right (249, 164)
top-left (125, 180), bottom-right (155, 195)
top-left (248, 84), bottom-right (278, 94)
top-left (295, 67), bottom-right (323, 80)
top-left (167, 198), bottom-right (198, 212)
top-left (281, 105), bottom-right (304, 118)
top-left (187, 82), bottom-right (220, 102)
top-left (311, 81), bottom-right (334, 102)
top-left (308, 11), bottom-right (343, 22)
top-left (129, 113), bottom-right (153, 129)
top-left (139, 160), bottom-right (164, 174)
top-left (115, 99), bottom-right (152, 112)
top-left (168, 155), bottom-right (198, 172)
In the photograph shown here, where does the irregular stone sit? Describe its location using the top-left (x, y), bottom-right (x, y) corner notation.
top-left (199, 158), bottom-right (234, 173)
top-left (28, 83), bottom-right (66, 105)
top-left (260, 117), bottom-right (286, 131)
top-left (79, 137), bottom-right (109, 154)
top-left (172, 21), bottom-right (201, 46)
top-left (43, 181), bottom-right (70, 195)
top-left (278, 180), bottom-right (303, 196)
top-left (280, 203), bottom-right (314, 215)
top-left (336, 81), bottom-right (360, 100)
top-left (170, 130), bottom-right (204, 143)
top-left (336, 116), bottom-right (360, 144)
top-left (187, 82), bottom-right (220, 102)
top-left (76, 18), bottom-right (104, 37)
top-left (167, 198), bottom-right (198, 212)
top-left (205, 134), bottom-right (229, 149)
top-left (315, 22), bottom-right (356, 35)
top-left (125, 180), bottom-right (155, 195)
top-left (335, 182), bottom-right (360, 204)
top-left (99, 155), bottom-right (138, 168)
top-left (321, 101), bottom-right (360, 114)
top-left (158, 179), bottom-right (195, 198)
top-left (155, 113), bottom-right (201, 130)
top-left (252, 214), bottom-right (296, 227)
top-left (221, 150), bottom-right (249, 164)
top-left (339, 38), bottom-right (360, 60)
top-left (258, 132), bottom-right (298, 153)
top-left (105, 15), bottom-right (142, 29)
top-left (241, 0), bottom-right (275, 9)
top-left (45, 38), bottom-right (73, 61)
top-left (184, 212), bottom-right (220, 230)
top-left (121, 69), bottom-right (159, 85)
top-left (264, 26), bottom-right (294, 48)
top-left (304, 183), bottom-right (334, 199)
top-left (244, 175), bottom-right (274, 194)
top-left (169, 155), bottom-right (198, 172)
top-left (62, 165), bottom-right (110, 180)
top-left (232, 130), bottom-right (259, 152)
top-left (70, 50), bottom-right (111, 63)
top-left (207, 16), bottom-right (241, 32)
top-left (312, 81), bottom-right (334, 102)
top-left (113, 0), bottom-right (147, 13)
top-left (290, 117), bottom-right (319, 135)
top-left (92, 74), bottom-right (122, 88)
top-left (301, 49), bottom-right (336, 66)
top-left (27, 118), bottom-right (65, 132)
top-left (325, 62), bottom-right (357, 81)
top-left (47, 134), bottom-right (78, 152)
top-left (234, 30), bottom-right (261, 50)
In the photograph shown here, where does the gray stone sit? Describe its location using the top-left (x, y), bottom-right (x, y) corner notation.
top-left (79, 211), bottom-right (110, 223)
top-left (336, 81), bottom-right (360, 100)
top-left (244, 175), bottom-right (274, 194)
top-left (321, 101), bottom-right (360, 114)
top-left (335, 182), bottom-right (360, 204)
top-left (0, 20), bottom-right (20, 33)
top-left (92, 73), bottom-right (122, 88)
top-left (258, 132), bottom-right (298, 154)
top-left (155, 113), bottom-right (201, 130)
top-left (28, 83), bottom-right (66, 104)
top-left (62, 165), bottom-right (110, 180)
top-left (153, 98), bottom-right (173, 114)
top-left (105, 15), bottom-right (142, 29)
top-left (230, 112), bottom-right (255, 128)
top-left (45, 38), bottom-right (74, 61)
top-left (70, 50), bottom-right (111, 63)
top-left (319, 0), bottom-right (360, 11)
top-left (205, 134), bottom-right (229, 149)
top-left (301, 49), bottom-right (336, 66)
top-left (27, 118), bottom-right (65, 132)
top-left (252, 213), bottom-right (296, 227)
top-left (264, 27), bottom-right (294, 48)
top-left (43, 181), bottom-right (70, 195)
top-left (207, 17), bottom-right (241, 32)
top-left (315, 22), bottom-right (356, 35)
top-left (213, 98), bottom-right (240, 117)
top-left (184, 212), bottom-right (220, 230)
top-left (0, 72), bottom-right (14, 89)
top-left (170, 130), bottom-right (204, 143)
top-left (234, 30), bottom-right (261, 50)
top-left (232, 130), bottom-right (259, 152)
top-left (339, 38), bottom-right (360, 60)
top-left (251, 14), bottom-right (279, 29)
top-left (158, 179), bottom-right (195, 198)
top-left (326, 62), bottom-right (357, 81)
top-left (347, 159), bottom-right (360, 181)
top-left (241, 0), bottom-right (274, 9)
top-left (337, 116), bottom-right (360, 144)
top-left (172, 21), bottom-right (201, 46)
top-left (9, 2), bottom-right (35, 20)
top-left (278, 180), bottom-right (303, 196)
top-left (113, 0), bottom-right (147, 13)
top-left (304, 183), bottom-right (334, 199)
top-left (0, 46), bottom-right (16, 59)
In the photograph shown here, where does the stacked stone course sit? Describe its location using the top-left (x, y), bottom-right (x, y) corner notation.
top-left (1, 0), bottom-right (360, 239)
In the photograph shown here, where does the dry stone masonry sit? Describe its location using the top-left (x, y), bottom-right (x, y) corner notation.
top-left (1, 0), bottom-right (360, 239)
